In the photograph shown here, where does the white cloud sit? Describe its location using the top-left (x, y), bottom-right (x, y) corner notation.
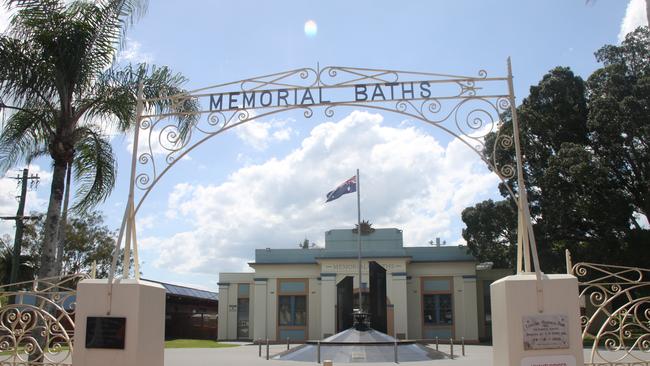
top-left (117, 38), bottom-right (153, 64)
top-left (125, 125), bottom-right (186, 159)
top-left (235, 118), bottom-right (295, 150)
top-left (619, 0), bottom-right (648, 42)
top-left (145, 111), bottom-right (500, 276)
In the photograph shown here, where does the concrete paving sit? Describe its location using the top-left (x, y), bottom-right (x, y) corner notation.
top-left (164, 344), bottom-right (492, 366)
top-left (164, 344), bottom-right (649, 365)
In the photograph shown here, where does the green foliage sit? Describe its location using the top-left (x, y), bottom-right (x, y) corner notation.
top-left (462, 199), bottom-right (517, 269)
top-left (0, 235), bottom-right (37, 285)
top-left (0, 0), bottom-right (198, 277)
top-left (13, 211), bottom-right (123, 279)
top-left (463, 27), bottom-right (650, 272)
top-left (59, 211), bottom-right (120, 278)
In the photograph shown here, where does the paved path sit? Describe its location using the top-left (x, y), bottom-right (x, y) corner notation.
top-left (165, 344), bottom-right (649, 365)
top-left (164, 344), bottom-right (492, 366)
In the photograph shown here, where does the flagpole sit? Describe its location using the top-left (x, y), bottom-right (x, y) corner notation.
top-left (356, 168), bottom-right (362, 312)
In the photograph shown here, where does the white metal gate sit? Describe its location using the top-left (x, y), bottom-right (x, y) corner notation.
top-left (570, 258), bottom-right (650, 366)
top-left (0, 275), bottom-right (87, 366)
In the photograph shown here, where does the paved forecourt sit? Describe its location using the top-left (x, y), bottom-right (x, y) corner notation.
top-left (164, 344), bottom-right (492, 366)
top-left (164, 344), bottom-right (648, 366)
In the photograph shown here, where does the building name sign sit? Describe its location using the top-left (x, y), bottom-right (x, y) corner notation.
top-left (323, 262), bottom-right (404, 273)
top-left (207, 81), bottom-right (437, 112)
top-left (522, 314), bottom-right (569, 350)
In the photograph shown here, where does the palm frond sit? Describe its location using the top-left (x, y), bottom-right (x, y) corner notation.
top-left (0, 108), bottom-right (50, 173)
top-left (78, 63), bottom-right (199, 138)
top-left (67, 0), bottom-right (149, 93)
top-left (0, 36), bottom-right (57, 108)
top-left (71, 126), bottom-right (116, 212)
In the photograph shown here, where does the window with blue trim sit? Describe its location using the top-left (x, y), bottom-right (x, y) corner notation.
top-left (421, 277), bottom-right (453, 329)
top-left (423, 294), bottom-right (453, 325)
top-left (278, 295), bottom-right (306, 326)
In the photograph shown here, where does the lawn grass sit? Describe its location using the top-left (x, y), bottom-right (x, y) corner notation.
top-left (164, 339), bottom-right (239, 349)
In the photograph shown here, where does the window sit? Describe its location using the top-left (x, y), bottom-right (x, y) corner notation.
top-left (423, 294), bottom-right (453, 325)
top-left (279, 295), bottom-right (306, 326)
top-left (237, 283), bottom-right (250, 339)
top-left (277, 279), bottom-right (308, 341)
top-left (421, 277), bottom-right (453, 339)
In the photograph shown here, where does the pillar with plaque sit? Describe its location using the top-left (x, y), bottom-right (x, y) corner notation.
top-left (490, 273), bottom-right (584, 366)
top-left (72, 279), bottom-right (166, 366)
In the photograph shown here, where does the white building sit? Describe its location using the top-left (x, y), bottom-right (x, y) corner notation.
top-left (218, 228), bottom-right (507, 342)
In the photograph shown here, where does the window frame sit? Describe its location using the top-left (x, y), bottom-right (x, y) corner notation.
top-left (420, 276), bottom-right (454, 339)
top-left (277, 278), bottom-right (309, 341)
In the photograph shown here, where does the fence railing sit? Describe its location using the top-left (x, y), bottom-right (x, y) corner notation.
top-left (0, 274), bottom-right (88, 366)
top-left (569, 254), bottom-right (650, 366)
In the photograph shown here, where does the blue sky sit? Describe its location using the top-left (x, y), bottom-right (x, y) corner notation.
top-left (0, 0), bottom-right (647, 291)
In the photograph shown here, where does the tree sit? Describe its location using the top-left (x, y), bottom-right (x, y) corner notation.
top-left (58, 211), bottom-right (122, 278)
top-left (8, 211), bottom-right (124, 279)
top-left (588, 27), bottom-right (650, 218)
top-left (462, 200), bottom-right (517, 269)
top-left (463, 27), bottom-right (650, 272)
top-left (0, 0), bottom-right (198, 279)
top-left (0, 234), bottom-right (36, 286)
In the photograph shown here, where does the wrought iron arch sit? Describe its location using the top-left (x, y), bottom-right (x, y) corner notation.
top-left (108, 62), bottom-right (543, 311)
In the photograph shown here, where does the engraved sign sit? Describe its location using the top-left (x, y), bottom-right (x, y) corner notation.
top-left (85, 317), bottom-right (126, 349)
top-left (521, 355), bottom-right (576, 366)
top-left (522, 314), bottom-right (569, 350)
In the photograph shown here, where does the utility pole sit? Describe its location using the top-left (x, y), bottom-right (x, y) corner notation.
top-left (1, 168), bottom-right (40, 285)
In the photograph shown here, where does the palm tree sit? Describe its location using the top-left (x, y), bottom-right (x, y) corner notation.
top-left (0, 0), bottom-right (198, 279)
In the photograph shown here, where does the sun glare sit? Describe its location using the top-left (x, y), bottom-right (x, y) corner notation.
top-left (304, 20), bottom-right (318, 37)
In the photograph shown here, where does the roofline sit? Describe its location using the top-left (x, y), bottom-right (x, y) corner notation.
top-left (141, 278), bottom-right (219, 299)
top-left (249, 262), bottom-right (318, 266)
top-left (249, 257), bottom-right (476, 265)
top-left (315, 255), bottom-right (413, 260)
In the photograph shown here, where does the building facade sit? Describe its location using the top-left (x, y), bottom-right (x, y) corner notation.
top-left (218, 228), bottom-right (503, 342)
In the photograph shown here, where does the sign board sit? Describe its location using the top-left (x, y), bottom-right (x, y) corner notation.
top-left (522, 314), bottom-right (569, 350)
top-left (521, 355), bottom-right (576, 366)
top-left (85, 317), bottom-right (126, 349)
top-left (206, 81), bottom-right (437, 113)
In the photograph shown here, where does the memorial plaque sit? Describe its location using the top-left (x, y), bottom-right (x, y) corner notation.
top-left (521, 355), bottom-right (576, 366)
top-left (522, 314), bottom-right (569, 350)
top-left (85, 317), bottom-right (126, 349)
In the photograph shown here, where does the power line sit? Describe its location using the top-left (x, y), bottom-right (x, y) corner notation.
top-left (0, 168), bottom-right (40, 285)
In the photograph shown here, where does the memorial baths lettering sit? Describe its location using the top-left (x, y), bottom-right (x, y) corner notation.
top-left (323, 263), bottom-right (403, 272)
top-left (208, 81), bottom-right (434, 111)
top-left (522, 314), bottom-right (569, 350)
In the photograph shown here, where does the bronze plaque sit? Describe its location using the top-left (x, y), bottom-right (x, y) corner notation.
top-left (522, 314), bottom-right (569, 350)
top-left (85, 317), bottom-right (126, 349)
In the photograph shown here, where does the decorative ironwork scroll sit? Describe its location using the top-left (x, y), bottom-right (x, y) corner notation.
top-left (0, 275), bottom-right (88, 366)
top-left (571, 262), bottom-right (650, 366)
top-left (133, 65), bottom-right (518, 214)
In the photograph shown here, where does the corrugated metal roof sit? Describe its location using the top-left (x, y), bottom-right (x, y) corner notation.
top-left (143, 279), bottom-right (218, 301)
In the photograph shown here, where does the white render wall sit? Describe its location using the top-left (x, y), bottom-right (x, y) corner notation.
top-left (387, 272), bottom-right (408, 338)
top-left (218, 273), bottom-right (254, 341)
top-left (219, 259), bottom-right (479, 341)
top-left (405, 262), bottom-right (479, 341)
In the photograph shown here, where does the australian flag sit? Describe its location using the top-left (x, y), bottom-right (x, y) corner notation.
top-left (326, 176), bottom-right (357, 202)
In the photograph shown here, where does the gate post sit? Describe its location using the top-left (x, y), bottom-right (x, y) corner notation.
top-left (73, 279), bottom-right (165, 366)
